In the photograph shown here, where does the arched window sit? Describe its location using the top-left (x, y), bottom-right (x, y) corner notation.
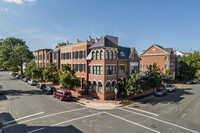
top-left (93, 81), bottom-right (96, 91)
top-left (92, 51), bottom-right (95, 60)
top-left (113, 51), bottom-right (117, 59)
top-left (100, 50), bottom-right (103, 60)
top-left (105, 50), bottom-right (109, 59)
top-left (96, 51), bottom-right (99, 60)
top-left (106, 82), bottom-right (110, 93)
top-left (112, 81), bottom-right (116, 92)
top-left (110, 51), bottom-right (113, 59)
top-left (98, 82), bottom-right (102, 93)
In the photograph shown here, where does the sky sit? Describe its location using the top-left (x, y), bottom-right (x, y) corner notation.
top-left (0, 0), bottom-right (200, 54)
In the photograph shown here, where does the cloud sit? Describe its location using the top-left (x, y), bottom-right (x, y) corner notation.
top-left (4, 0), bottom-right (36, 4)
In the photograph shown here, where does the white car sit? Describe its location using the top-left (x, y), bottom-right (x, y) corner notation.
top-left (9, 72), bottom-right (14, 75)
top-left (166, 85), bottom-right (176, 92)
top-left (28, 80), bottom-right (37, 86)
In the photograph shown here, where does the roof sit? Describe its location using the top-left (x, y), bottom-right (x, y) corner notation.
top-left (141, 44), bottom-right (174, 55)
top-left (89, 35), bottom-right (118, 49)
top-left (118, 46), bottom-right (130, 59)
top-left (34, 49), bottom-right (52, 52)
top-left (47, 48), bottom-right (60, 54)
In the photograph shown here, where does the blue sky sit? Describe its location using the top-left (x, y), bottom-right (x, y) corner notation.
top-left (0, 0), bottom-right (200, 54)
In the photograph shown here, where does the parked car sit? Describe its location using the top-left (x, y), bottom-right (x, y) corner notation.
top-left (36, 83), bottom-right (46, 90)
top-left (166, 85), bottom-right (176, 92)
top-left (23, 77), bottom-right (30, 82)
top-left (12, 73), bottom-right (17, 77)
top-left (20, 75), bottom-right (26, 80)
top-left (186, 80), bottom-right (192, 84)
top-left (191, 79), bottom-right (196, 84)
top-left (28, 80), bottom-right (37, 86)
top-left (43, 86), bottom-right (56, 94)
top-left (53, 90), bottom-right (72, 101)
top-left (9, 72), bottom-right (14, 75)
top-left (154, 88), bottom-right (167, 96)
top-left (0, 86), bottom-right (2, 94)
top-left (16, 74), bottom-right (22, 79)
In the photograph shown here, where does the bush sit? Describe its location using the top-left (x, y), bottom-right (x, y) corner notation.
top-left (121, 100), bottom-right (133, 105)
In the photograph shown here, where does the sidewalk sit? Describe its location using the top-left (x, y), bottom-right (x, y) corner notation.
top-left (72, 88), bottom-right (154, 110)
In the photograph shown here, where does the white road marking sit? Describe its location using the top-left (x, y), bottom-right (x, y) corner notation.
top-left (3, 108), bottom-right (87, 129)
top-left (104, 112), bottom-right (160, 133)
top-left (27, 128), bottom-right (45, 133)
top-left (125, 106), bottom-right (159, 117)
top-left (3, 112), bottom-right (44, 125)
top-left (27, 112), bottom-right (105, 133)
top-left (120, 108), bottom-right (199, 133)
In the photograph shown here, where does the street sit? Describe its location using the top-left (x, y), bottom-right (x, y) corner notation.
top-left (0, 71), bottom-right (200, 133)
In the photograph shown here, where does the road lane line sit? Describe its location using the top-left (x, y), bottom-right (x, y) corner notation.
top-left (27, 112), bottom-right (105, 133)
top-left (104, 112), bottom-right (160, 133)
top-left (27, 128), bottom-right (45, 133)
top-left (3, 112), bottom-right (44, 125)
top-left (3, 107), bottom-right (87, 129)
top-left (120, 108), bottom-right (199, 133)
top-left (125, 106), bottom-right (159, 117)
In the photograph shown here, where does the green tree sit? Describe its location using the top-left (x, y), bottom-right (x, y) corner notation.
top-left (162, 70), bottom-right (173, 85)
top-left (119, 71), bottom-right (143, 96)
top-left (32, 67), bottom-right (43, 80)
top-left (60, 64), bottom-right (80, 89)
top-left (24, 60), bottom-right (36, 78)
top-left (179, 51), bottom-right (200, 81)
top-left (146, 63), bottom-right (162, 92)
top-left (195, 69), bottom-right (200, 83)
top-left (43, 63), bottom-right (59, 84)
top-left (55, 42), bottom-right (66, 48)
top-left (0, 37), bottom-right (34, 73)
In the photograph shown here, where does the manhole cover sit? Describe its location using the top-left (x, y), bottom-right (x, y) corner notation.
top-left (151, 125), bottom-right (157, 129)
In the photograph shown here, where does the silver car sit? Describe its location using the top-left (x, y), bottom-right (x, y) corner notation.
top-left (166, 85), bottom-right (176, 92)
top-left (28, 80), bottom-right (37, 86)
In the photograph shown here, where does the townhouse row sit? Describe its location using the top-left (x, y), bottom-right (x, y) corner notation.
top-left (34, 35), bottom-right (180, 100)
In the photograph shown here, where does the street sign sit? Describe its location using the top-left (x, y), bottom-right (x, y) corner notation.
top-left (114, 88), bottom-right (118, 94)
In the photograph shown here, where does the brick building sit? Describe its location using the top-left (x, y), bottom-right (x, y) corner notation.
top-left (140, 44), bottom-right (176, 79)
top-left (34, 35), bottom-right (140, 100)
top-left (35, 49), bottom-right (52, 67)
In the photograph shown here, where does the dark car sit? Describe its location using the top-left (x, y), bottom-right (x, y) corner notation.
top-left (20, 75), bottom-right (26, 80)
top-left (36, 83), bottom-right (46, 90)
top-left (53, 90), bottom-right (72, 101)
top-left (43, 86), bottom-right (56, 94)
top-left (154, 88), bottom-right (167, 96)
top-left (12, 73), bottom-right (17, 77)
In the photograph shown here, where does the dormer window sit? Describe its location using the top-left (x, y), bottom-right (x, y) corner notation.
top-left (120, 52), bottom-right (125, 56)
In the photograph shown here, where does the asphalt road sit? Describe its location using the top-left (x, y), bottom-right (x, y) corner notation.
top-left (0, 71), bottom-right (200, 133)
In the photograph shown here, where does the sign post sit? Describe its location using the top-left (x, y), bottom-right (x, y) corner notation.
top-left (114, 88), bottom-right (118, 107)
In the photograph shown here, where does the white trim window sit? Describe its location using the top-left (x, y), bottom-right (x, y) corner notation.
top-left (106, 66), bottom-right (116, 75)
top-left (100, 50), bottom-right (103, 60)
top-left (119, 65), bottom-right (125, 74)
top-left (98, 82), bottom-right (102, 93)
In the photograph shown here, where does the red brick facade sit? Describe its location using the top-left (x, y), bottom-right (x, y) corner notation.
top-left (34, 36), bottom-right (140, 100)
top-left (140, 45), bottom-right (176, 78)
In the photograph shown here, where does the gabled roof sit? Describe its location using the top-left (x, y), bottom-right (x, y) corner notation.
top-left (141, 44), bottom-right (174, 55)
top-left (89, 35), bottom-right (118, 49)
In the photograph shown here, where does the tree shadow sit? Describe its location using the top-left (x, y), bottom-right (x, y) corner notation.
top-left (0, 113), bottom-right (83, 133)
top-left (138, 88), bottom-right (194, 105)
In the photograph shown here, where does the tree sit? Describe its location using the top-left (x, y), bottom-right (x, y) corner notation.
top-left (162, 70), bottom-right (173, 85)
top-left (119, 71), bottom-right (143, 96)
top-left (43, 63), bottom-right (59, 84)
top-left (179, 51), bottom-right (200, 81)
top-left (55, 42), bottom-right (66, 48)
top-left (24, 60), bottom-right (36, 78)
top-left (32, 67), bottom-right (43, 80)
top-left (0, 37), bottom-right (34, 73)
top-left (60, 64), bottom-right (80, 90)
top-left (195, 69), bottom-right (200, 83)
top-left (146, 63), bottom-right (162, 92)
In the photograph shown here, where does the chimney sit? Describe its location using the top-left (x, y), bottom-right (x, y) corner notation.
top-left (88, 36), bottom-right (92, 41)
top-left (76, 39), bottom-right (80, 43)
top-left (95, 38), bottom-right (99, 43)
top-left (66, 41), bottom-right (69, 44)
